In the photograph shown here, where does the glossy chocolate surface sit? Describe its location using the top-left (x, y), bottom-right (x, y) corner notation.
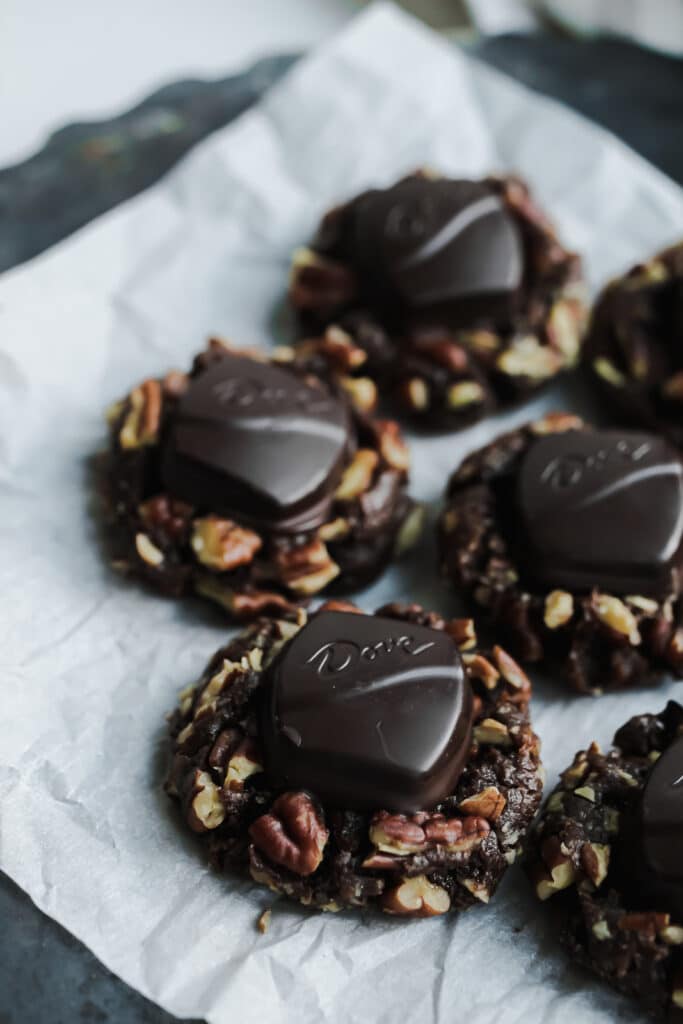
top-left (262, 611), bottom-right (474, 812)
top-left (642, 735), bottom-right (683, 885)
top-left (161, 355), bottom-right (351, 533)
top-left (348, 177), bottom-right (524, 326)
top-left (516, 430), bottom-right (683, 597)
top-left (617, 735), bottom-right (683, 922)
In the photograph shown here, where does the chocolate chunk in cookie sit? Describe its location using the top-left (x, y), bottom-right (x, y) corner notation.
top-left (101, 339), bottom-right (420, 619)
top-left (439, 413), bottom-right (683, 693)
top-left (166, 602), bottom-right (542, 917)
top-left (289, 172), bottom-right (586, 429)
top-left (527, 701), bottom-right (683, 1017)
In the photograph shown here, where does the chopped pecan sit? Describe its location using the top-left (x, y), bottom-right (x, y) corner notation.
top-left (580, 842), bottom-right (610, 888)
top-left (289, 248), bottom-right (357, 311)
top-left (446, 381), bottom-right (486, 409)
top-left (275, 538), bottom-right (340, 595)
top-left (339, 375), bottom-right (378, 413)
top-left (459, 787), bottom-right (506, 821)
top-left (473, 718), bottom-right (511, 746)
top-left (249, 792), bottom-right (328, 876)
top-left (530, 412), bottom-right (583, 435)
top-left (463, 653), bottom-right (500, 690)
top-left (382, 875), bottom-right (451, 917)
top-left (135, 533), bottom-right (164, 567)
top-left (369, 814), bottom-right (427, 855)
top-left (139, 495), bottom-right (192, 543)
top-left (423, 815), bottom-right (490, 851)
top-left (592, 594), bottom-right (640, 644)
top-left (374, 420), bottom-right (410, 473)
top-left (119, 379), bottom-right (162, 449)
top-left (401, 377), bottom-right (430, 411)
top-left (593, 356), bottom-right (625, 387)
top-left (191, 517), bottom-right (262, 572)
top-left (194, 576), bottom-right (298, 619)
top-left (394, 504), bottom-right (425, 555)
top-left (445, 618), bottom-right (477, 651)
top-left (492, 646), bottom-right (530, 691)
top-left (186, 770), bottom-right (226, 833)
top-left (544, 590), bottom-right (574, 629)
top-left (224, 739), bottom-right (264, 792)
top-left (334, 449), bottom-right (379, 500)
top-left (546, 298), bottom-right (581, 363)
top-left (496, 336), bottom-right (561, 380)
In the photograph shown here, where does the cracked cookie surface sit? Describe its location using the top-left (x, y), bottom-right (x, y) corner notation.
top-left (527, 702), bottom-right (683, 1018)
top-left (165, 601), bottom-right (542, 917)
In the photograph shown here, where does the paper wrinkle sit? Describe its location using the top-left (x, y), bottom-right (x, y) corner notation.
top-left (1, 4), bottom-right (682, 1023)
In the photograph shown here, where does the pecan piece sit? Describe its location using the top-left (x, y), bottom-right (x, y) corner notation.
top-left (459, 787), bottom-right (506, 821)
top-left (119, 379), bottom-right (162, 449)
top-left (544, 590), bottom-right (574, 629)
top-left (224, 739), bottom-right (264, 792)
top-left (191, 516), bottom-right (262, 572)
top-left (289, 248), bottom-right (357, 311)
top-left (275, 538), bottom-right (340, 595)
top-left (369, 813), bottom-right (427, 855)
top-left (382, 875), bottom-right (451, 917)
top-left (186, 770), bottom-right (226, 833)
top-left (249, 792), bottom-right (328, 876)
top-left (335, 449), bottom-right (379, 501)
top-left (374, 420), bottom-right (410, 473)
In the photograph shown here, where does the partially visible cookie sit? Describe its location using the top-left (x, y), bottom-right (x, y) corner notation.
top-left (586, 241), bottom-right (683, 447)
top-left (102, 338), bottom-right (421, 619)
top-left (287, 171), bottom-right (586, 429)
top-left (527, 701), bottom-right (683, 1018)
top-left (438, 412), bottom-right (683, 694)
top-left (166, 601), bottom-right (543, 917)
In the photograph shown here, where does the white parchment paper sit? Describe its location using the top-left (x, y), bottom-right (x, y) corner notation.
top-left (2, 6), bottom-right (683, 1022)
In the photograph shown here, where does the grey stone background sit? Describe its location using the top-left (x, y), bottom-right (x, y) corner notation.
top-left (0, 30), bottom-right (681, 1024)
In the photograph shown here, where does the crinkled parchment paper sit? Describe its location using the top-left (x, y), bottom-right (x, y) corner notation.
top-left (2, 5), bottom-right (683, 1022)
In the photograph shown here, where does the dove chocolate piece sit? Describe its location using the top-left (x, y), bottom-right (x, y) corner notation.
top-left (261, 611), bottom-right (474, 812)
top-left (161, 355), bottom-right (352, 533)
top-left (350, 177), bottom-right (524, 325)
top-left (166, 603), bottom-right (542, 917)
top-left (516, 430), bottom-right (683, 597)
top-left (642, 735), bottom-right (683, 884)
top-left (439, 416), bottom-right (683, 693)
top-left (528, 702), bottom-right (683, 1016)
top-left (103, 340), bottom-right (417, 618)
top-left (290, 172), bottom-right (586, 429)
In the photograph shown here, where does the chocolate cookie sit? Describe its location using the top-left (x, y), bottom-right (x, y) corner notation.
top-left (287, 172), bottom-right (586, 428)
top-left (438, 412), bottom-right (683, 694)
top-left (102, 339), bottom-right (421, 619)
top-left (586, 241), bottom-right (683, 447)
top-left (527, 701), bottom-right (683, 1018)
top-left (166, 601), bottom-right (542, 917)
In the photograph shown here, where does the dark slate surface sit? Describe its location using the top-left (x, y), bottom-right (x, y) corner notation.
top-left (1, 32), bottom-right (681, 1024)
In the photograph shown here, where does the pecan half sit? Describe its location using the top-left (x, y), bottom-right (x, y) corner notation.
top-left (249, 792), bottom-right (328, 876)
